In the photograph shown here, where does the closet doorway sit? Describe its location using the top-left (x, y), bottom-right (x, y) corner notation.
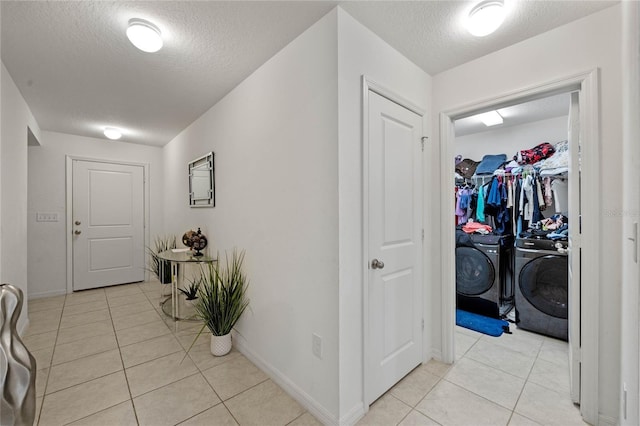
top-left (439, 70), bottom-right (600, 425)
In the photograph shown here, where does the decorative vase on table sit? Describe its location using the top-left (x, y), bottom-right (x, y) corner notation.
top-left (210, 333), bottom-right (232, 357)
top-left (182, 228), bottom-right (208, 257)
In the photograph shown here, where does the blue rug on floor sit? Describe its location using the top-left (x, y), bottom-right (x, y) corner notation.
top-left (456, 309), bottom-right (510, 337)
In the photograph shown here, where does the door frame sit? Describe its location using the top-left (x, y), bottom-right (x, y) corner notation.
top-left (438, 69), bottom-right (600, 424)
top-left (362, 76), bottom-right (427, 407)
top-left (65, 156), bottom-right (150, 294)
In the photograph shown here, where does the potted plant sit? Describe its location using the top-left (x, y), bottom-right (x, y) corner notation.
top-left (192, 249), bottom-right (250, 356)
top-left (147, 235), bottom-right (176, 284)
top-left (178, 279), bottom-right (200, 300)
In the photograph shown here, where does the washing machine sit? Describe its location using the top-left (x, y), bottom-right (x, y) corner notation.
top-left (456, 234), bottom-right (514, 318)
top-left (515, 238), bottom-right (568, 341)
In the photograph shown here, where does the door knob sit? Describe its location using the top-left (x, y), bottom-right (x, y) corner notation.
top-left (74, 230), bottom-right (82, 235)
top-left (75, 220), bottom-right (81, 225)
top-left (371, 259), bottom-right (385, 269)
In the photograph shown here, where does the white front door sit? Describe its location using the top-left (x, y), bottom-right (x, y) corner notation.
top-left (568, 91), bottom-right (582, 404)
top-left (72, 160), bottom-right (145, 290)
top-left (367, 90), bottom-right (423, 404)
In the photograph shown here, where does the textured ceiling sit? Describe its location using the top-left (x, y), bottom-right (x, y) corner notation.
top-left (340, 1), bottom-right (618, 76)
top-left (1, 1), bottom-right (618, 146)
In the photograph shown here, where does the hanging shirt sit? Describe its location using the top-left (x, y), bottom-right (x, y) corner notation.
top-left (536, 178), bottom-right (546, 211)
top-left (552, 179), bottom-right (569, 214)
top-left (543, 177), bottom-right (554, 207)
top-left (487, 178), bottom-right (501, 208)
top-left (456, 188), bottom-right (470, 224)
top-left (476, 185), bottom-right (486, 223)
top-left (521, 175), bottom-right (534, 222)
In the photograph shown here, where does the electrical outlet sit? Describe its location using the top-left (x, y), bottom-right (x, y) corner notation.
top-left (312, 333), bottom-right (322, 359)
top-left (36, 212), bottom-right (59, 222)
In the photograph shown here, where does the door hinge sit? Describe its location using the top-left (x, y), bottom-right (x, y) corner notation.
top-left (421, 318), bottom-right (424, 331)
top-left (579, 214), bottom-right (582, 234)
top-left (421, 136), bottom-right (428, 152)
top-left (422, 229), bottom-right (424, 241)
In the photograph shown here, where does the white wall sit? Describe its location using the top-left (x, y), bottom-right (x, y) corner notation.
top-left (432, 4), bottom-right (622, 423)
top-left (1, 63), bottom-right (41, 332)
top-left (27, 131), bottom-right (164, 299)
top-left (455, 115), bottom-right (568, 162)
top-left (163, 10), bottom-right (340, 421)
top-left (336, 8), bottom-right (431, 422)
top-left (620, 1), bottom-right (640, 424)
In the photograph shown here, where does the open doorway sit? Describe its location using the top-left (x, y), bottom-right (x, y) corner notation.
top-left (438, 70), bottom-right (600, 424)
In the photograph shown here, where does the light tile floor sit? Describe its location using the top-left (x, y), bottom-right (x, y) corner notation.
top-left (357, 325), bottom-right (587, 426)
top-left (25, 280), bottom-right (319, 426)
top-left (25, 280), bottom-right (586, 426)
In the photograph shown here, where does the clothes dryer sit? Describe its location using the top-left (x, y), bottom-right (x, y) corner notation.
top-left (456, 234), bottom-right (514, 318)
top-left (514, 238), bottom-right (568, 340)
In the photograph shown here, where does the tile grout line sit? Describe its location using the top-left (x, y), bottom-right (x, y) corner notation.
top-left (504, 332), bottom-right (544, 425)
top-left (106, 287), bottom-right (142, 426)
top-left (35, 293), bottom-right (67, 425)
top-left (147, 279), bottom-right (242, 426)
top-left (406, 375), bottom-right (446, 425)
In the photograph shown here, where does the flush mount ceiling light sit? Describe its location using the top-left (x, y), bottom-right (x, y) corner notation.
top-left (126, 18), bottom-right (163, 53)
top-left (466, 0), bottom-right (506, 37)
top-left (104, 127), bottom-right (123, 140)
top-left (476, 110), bottom-right (504, 126)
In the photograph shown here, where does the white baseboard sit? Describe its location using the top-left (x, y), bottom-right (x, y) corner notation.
top-left (431, 349), bottom-right (443, 361)
top-left (339, 403), bottom-right (366, 426)
top-left (28, 289), bottom-right (67, 300)
top-left (233, 333), bottom-right (340, 426)
top-left (598, 413), bottom-right (617, 426)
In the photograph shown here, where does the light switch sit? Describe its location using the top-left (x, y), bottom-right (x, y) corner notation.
top-left (36, 212), bottom-right (59, 222)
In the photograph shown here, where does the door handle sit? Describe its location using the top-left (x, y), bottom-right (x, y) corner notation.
top-left (371, 259), bottom-right (385, 269)
top-left (74, 230), bottom-right (82, 235)
top-left (75, 220), bottom-right (81, 226)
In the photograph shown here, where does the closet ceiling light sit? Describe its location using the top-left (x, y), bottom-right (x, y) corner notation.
top-left (104, 127), bottom-right (122, 140)
top-left (476, 111), bottom-right (503, 126)
top-left (466, 0), bottom-right (506, 37)
top-left (126, 18), bottom-right (163, 53)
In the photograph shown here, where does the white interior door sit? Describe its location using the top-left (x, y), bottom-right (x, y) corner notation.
top-left (367, 90), bottom-right (423, 404)
top-left (72, 160), bottom-right (145, 290)
top-left (568, 91), bottom-right (582, 404)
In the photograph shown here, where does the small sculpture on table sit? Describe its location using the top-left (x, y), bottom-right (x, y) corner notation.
top-left (182, 228), bottom-right (208, 257)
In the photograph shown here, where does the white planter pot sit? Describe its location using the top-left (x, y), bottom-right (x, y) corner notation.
top-left (210, 333), bottom-right (232, 356)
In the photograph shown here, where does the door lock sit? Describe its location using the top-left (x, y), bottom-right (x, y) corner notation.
top-left (371, 259), bottom-right (385, 269)
top-left (74, 230), bottom-right (82, 235)
top-left (75, 220), bottom-right (81, 225)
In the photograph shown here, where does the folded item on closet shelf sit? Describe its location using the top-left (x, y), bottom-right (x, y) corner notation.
top-left (515, 142), bottom-right (555, 165)
top-left (504, 160), bottom-right (519, 172)
top-left (475, 154), bottom-right (507, 175)
top-left (540, 167), bottom-right (569, 176)
top-left (462, 220), bottom-right (493, 235)
top-left (535, 140), bottom-right (568, 176)
top-left (455, 158), bottom-right (480, 179)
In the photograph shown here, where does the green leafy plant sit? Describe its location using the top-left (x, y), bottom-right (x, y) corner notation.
top-left (178, 278), bottom-right (200, 300)
top-left (194, 249), bottom-right (250, 336)
top-left (147, 235), bottom-right (177, 283)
